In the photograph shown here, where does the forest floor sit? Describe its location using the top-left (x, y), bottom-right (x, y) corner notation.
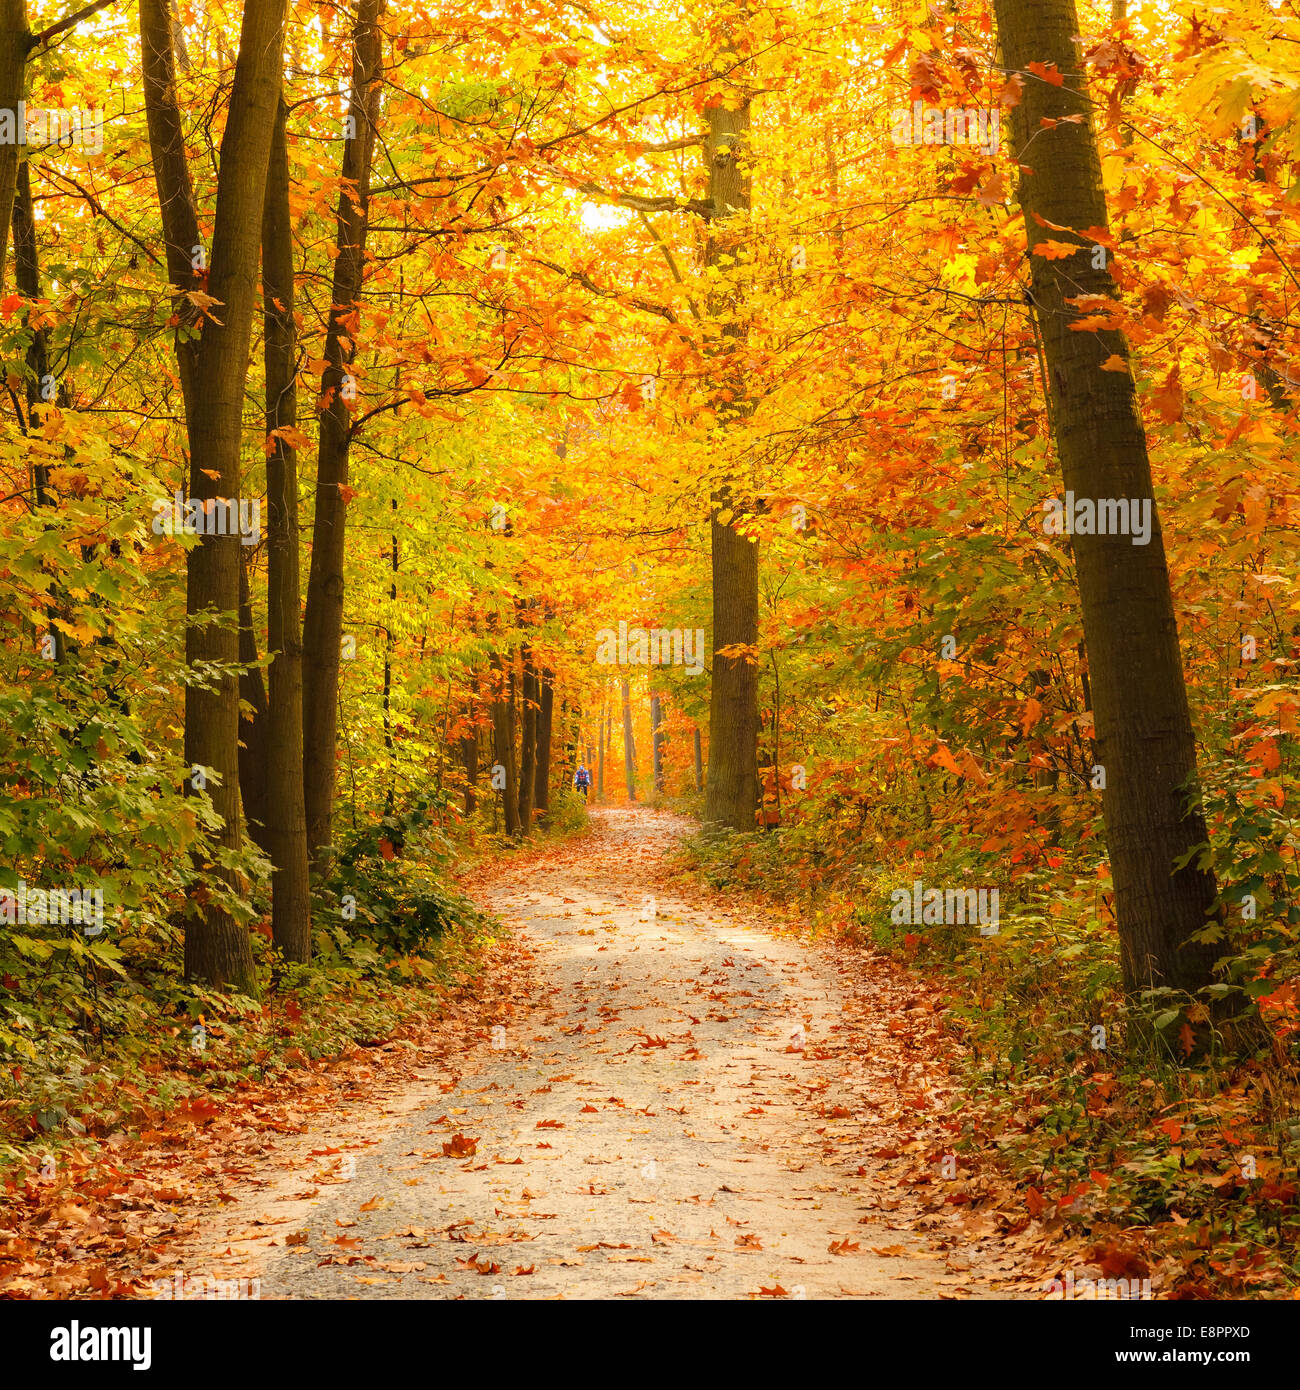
top-left (142, 806), bottom-right (1082, 1300)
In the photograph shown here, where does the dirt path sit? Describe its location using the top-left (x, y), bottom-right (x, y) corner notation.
top-left (156, 808), bottom-right (1040, 1300)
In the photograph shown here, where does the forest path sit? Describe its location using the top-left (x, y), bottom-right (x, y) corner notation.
top-left (160, 807), bottom-right (1035, 1300)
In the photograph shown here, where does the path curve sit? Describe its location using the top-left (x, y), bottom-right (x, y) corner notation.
top-left (158, 808), bottom-right (1027, 1300)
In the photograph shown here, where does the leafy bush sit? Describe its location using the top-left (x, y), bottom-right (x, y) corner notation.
top-left (319, 792), bottom-right (487, 959)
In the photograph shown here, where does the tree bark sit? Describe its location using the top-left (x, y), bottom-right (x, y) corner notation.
top-left (0, 2), bottom-right (28, 298)
top-left (621, 677), bottom-right (637, 801)
top-left (141, 0), bottom-right (288, 992)
top-left (694, 725), bottom-right (704, 792)
top-left (702, 80), bottom-right (760, 832)
top-left (139, 0), bottom-right (201, 418)
top-left (994, 0), bottom-right (1219, 997)
top-left (302, 0), bottom-right (384, 871)
top-left (517, 647), bottom-right (537, 835)
top-left (534, 668), bottom-right (554, 813)
top-left (262, 92), bottom-right (311, 962)
top-left (651, 693), bottom-right (665, 792)
top-left (381, 496), bottom-right (399, 816)
top-left (596, 687), bottom-right (606, 802)
top-left (236, 558), bottom-right (270, 859)
top-left (13, 162), bottom-right (59, 512)
top-left (490, 651), bottom-right (519, 835)
top-left (460, 715), bottom-right (479, 816)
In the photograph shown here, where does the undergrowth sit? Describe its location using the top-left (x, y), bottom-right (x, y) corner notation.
top-left (681, 814), bottom-right (1300, 1296)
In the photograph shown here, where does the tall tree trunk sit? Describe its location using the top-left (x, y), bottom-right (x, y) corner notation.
top-left (650, 693), bottom-right (665, 792)
top-left (702, 75), bottom-right (759, 832)
top-left (13, 163), bottom-right (57, 512)
top-left (139, 0), bottom-right (201, 416)
top-left (994, 0), bottom-right (1219, 997)
top-left (302, 0), bottom-right (384, 870)
top-left (382, 496), bottom-right (398, 816)
top-left (596, 687), bottom-right (606, 802)
top-left (12, 157), bottom-right (68, 668)
top-left (141, 0), bottom-right (288, 992)
top-left (237, 558), bottom-right (270, 858)
top-left (517, 647), bottom-right (537, 835)
top-left (262, 92), bottom-right (311, 962)
top-left (0, 2), bottom-right (28, 298)
top-left (534, 668), bottom-right (554, 814)
top-left (460, 713), bottom-right (479, 817)
top-left (694, 725), bottom-right (704, 792)
top-left (490, 651), bottom-right (519, 835)
top-left (621, 677), bottom-right (637, 802)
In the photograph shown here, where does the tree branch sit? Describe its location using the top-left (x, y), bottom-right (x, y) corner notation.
top-left (637, 211), bottom-right (702, 321)
top-left (28, 0), bottom-right (120, 51)
top-left (532, 254), bottom-right (677, 322)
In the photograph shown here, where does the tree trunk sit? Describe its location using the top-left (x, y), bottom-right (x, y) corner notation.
top-left (621, 678), bottom-right (637, 802)
top-left (13, 163), bottom-right (58, 512)
top-left (262, 92), bottom-right (311, 962)
top-left (994, 0), bottom-right (1219, 997)
top-left (302, 0), bottom-right (384, 871)
top-left (0, 2), bottom-right (28, 298)
top-left (596, 688), bottom-right (606, 802)
top-left (490, 651), bottom-right (519, 835)
top-left (694, 725), bottom-right (704, 792)
top-left (382, 497), bottom-right (398, 816)
top-left (702, 83), bottom-right (760, 832)
top-left (139, 0), bottom-right (201, 416)
top-left (460, 715), bottom-right (479, 817)
top-left (651, 693), bottom-right (665, 792)
top-left (534, 669), bottom-right (554, 814)
top-left (236, 558), bottom-right (270, 858)
top-left (141, 0), bottom-right (288, 992)
top-left (13, 157), bottom-right (68, 667)
top-left (517, 648), bottom-right (537, 835)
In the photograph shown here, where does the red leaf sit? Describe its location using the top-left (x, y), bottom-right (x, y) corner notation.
top-left (1026, 61), bottom-right (1065, 86)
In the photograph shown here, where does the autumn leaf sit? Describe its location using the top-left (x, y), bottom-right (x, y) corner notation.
top-left (1026, 60), bottom-right (1065, 86)
top-left (1152, 365), bottom-right (1184, 423)
top-left (1033, 239), bottom-right (1083, 260)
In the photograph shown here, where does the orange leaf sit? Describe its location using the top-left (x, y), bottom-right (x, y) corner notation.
top-left (1033, 239), bottom-right (1082, 260)
top-left (1026, 61), bottom-right (1065, 86)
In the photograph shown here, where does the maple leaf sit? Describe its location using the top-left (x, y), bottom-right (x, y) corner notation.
top-left (1033, 239), bottom-right (1083, 260)
top-left (1026, 61), bottom-right (1065, 86)
top-left (1152, 366), bottom-right (1184, 423)
top-left (930, 745), bottom-right (961, 776)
